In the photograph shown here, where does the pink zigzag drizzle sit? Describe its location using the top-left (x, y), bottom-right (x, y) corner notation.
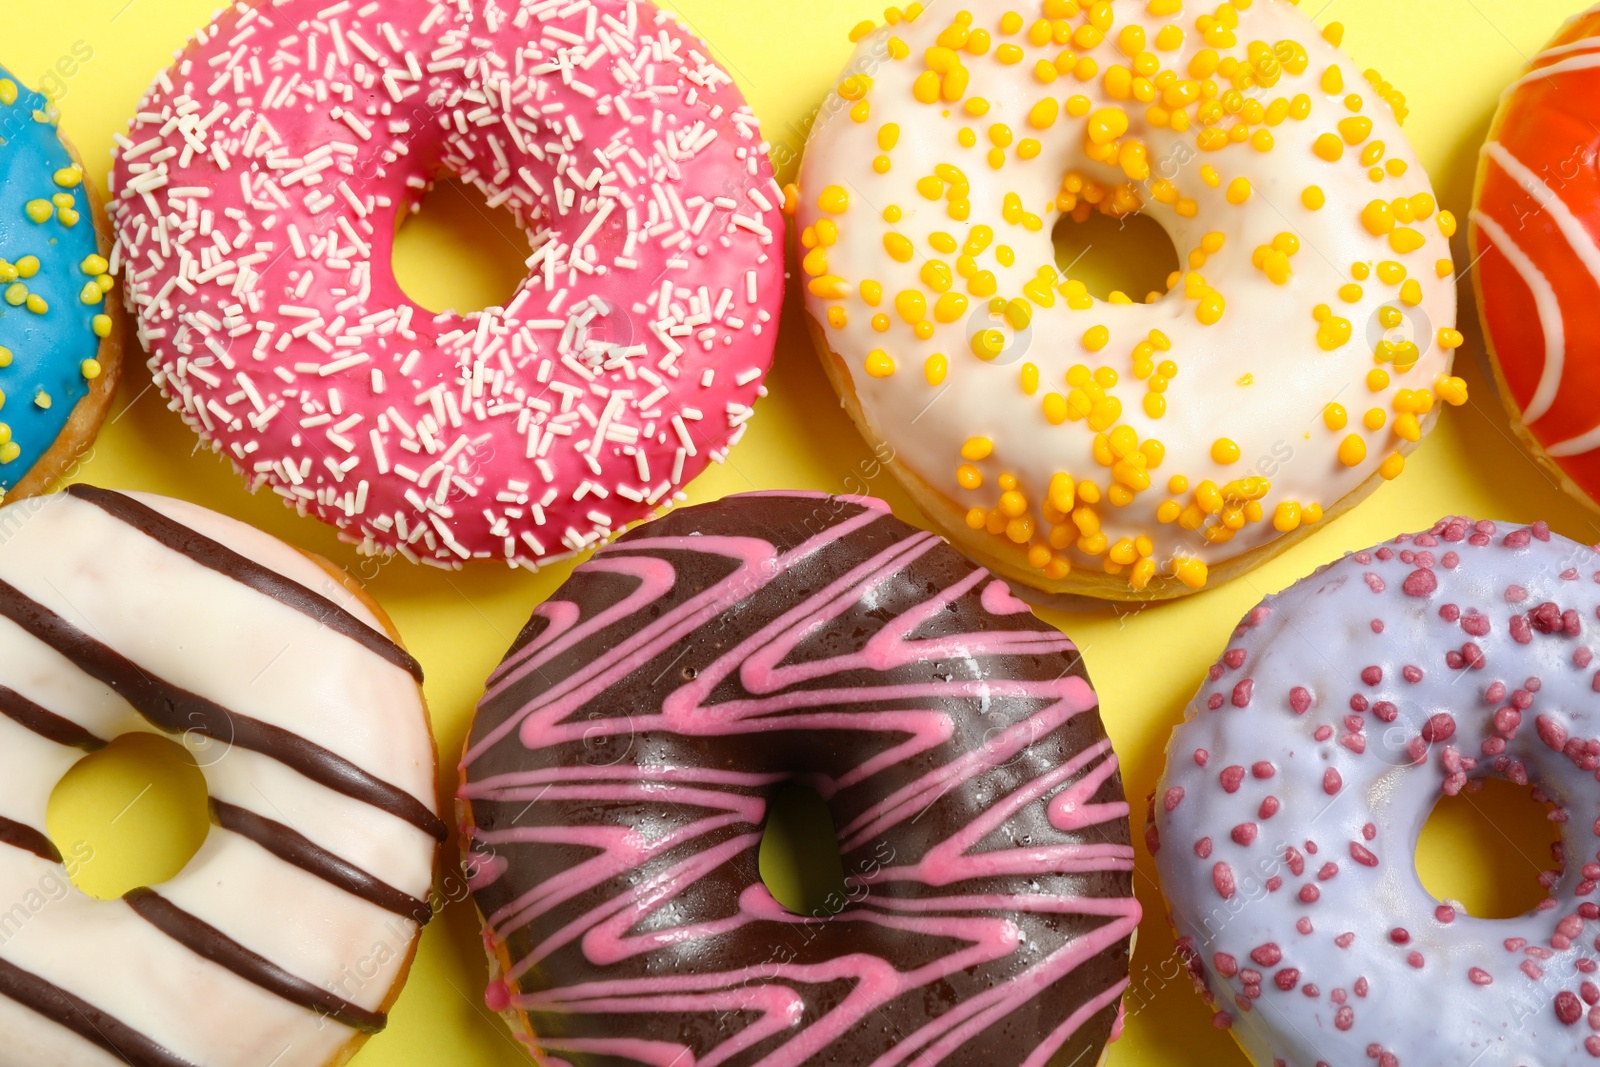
top-left (460, 495), bottom-right (1139, 1066)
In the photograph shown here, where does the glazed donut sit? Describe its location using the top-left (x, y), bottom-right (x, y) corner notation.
top-left (0, 64), bottom-right (123, 503)
top-left (110, 0), bottom-right (784, 568)
top-left (458, 491), bottom-right (1139, 1065)
top-left (1472, 7), bottom-right (1600, 511)
top-left (1152, 515), bottom-right (1600, 1064)
top-left (0, 485), bottom-right (441, 1067)
top-left (797, 0), bottom-right (1466, 604)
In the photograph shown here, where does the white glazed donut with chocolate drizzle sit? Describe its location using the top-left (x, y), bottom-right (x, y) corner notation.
top-left (0, 486), bottom-right (441, 1067)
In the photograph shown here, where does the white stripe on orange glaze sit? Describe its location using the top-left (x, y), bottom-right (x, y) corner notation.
top-left (1503, 51), bottom-right (1600, 95)
top-left (1470, 209), bottom-right (1567, 424)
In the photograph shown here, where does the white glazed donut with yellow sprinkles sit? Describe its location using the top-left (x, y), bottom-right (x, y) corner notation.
top-left (797, 0), bottom-right (1465, 603)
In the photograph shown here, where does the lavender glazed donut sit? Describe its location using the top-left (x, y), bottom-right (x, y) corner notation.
top-left (1152, 516), bottom-right (1600, 1065)
top-left (111, 0), bottom-right (785, 567)
top-left (458, 491), bottom-right (1139, 1065)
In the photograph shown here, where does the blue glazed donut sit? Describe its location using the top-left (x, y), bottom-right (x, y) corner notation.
top-left (0, 63), bottom-right (119, 499)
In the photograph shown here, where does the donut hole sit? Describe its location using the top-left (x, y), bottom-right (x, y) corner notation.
top-left (1050, 210), bottom-right (1181, 303)
top-left (758, 783), bottom-right (850, 917)
top-left (1415, 778), bottom-right (1563, 919)
top-left (45, 733), bottom-right (210, 901)
top-left (390, 176), bottom-right (531, 315)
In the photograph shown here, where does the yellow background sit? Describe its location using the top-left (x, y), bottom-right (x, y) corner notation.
top-left (6, 0), bottom-right (1598, 1062)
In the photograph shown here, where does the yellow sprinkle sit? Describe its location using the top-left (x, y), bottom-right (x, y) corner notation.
top-left (79, 282), bottom-right (103, 305)
top-left (0, 347), bottom-right (9, 367)
top-left (961, 437), bottom-right (993, 461)
top-left (1437, 210), bottom-right (1458, 238)
top-left (1173, 557), bottom-right (1208, 589)
top-left (1361, 200), bottom-right (1395, 235)
top-left (1379, 452), bottom-right (1406, 480)
top-left (972, 329), bottom-right (1005, 360)
top-left (0, 81), bottom-right (16, 107)
top-left (81, 253), bottom-right (110, 275)
top-left (1273, 502), bottom-right (1303, 533)
top-left (1338, 116), bottom-right (1372, 144)
top-left (93, 314), bottom-right (112, 338)
top-left (1314, 133), bottom-right (1344, 161)
top-left (1400, 279), bottom-right (1423, 307)
top-left (1435, 375), bottom-right (1469, 406)
top-left (849, 19), bottom-right (875, 41)
top-left (24, 200), bottom-right (53, 224)
top-left (1338, 434), bottom-right (1367, 466)
top-left (1389, 227), bottom-right (1425, 254)
top-left (1363, 407), bottom-right (1387, 431)
top-left (865, 350), bottom-right (896, 378)
top-left (1225, 177), bottom-right (1252, 204)
top-left (913, 70), bottom-right (942, 104)
top-left (53, 166), bottom-right (83, 188)
top-left (884, 233), bottom-right (915, 262)
top-left (0, 442), bottom-right (17, 465)
top-left (1438, 327), bottom-right (1464, 350)
top-left (808, 276), bottom-right (851, 299)
top-left (80, 358), bottom-right (102, 381)
top-left (1087, 106), bottom-right (1129, 144)
top-left (1083, 325), bottom-right (1110, 351)
top-left (878, 123), bottom-right (900, 151)
top-left (1367, 368), bottom-right (1391, 391)
top-left (925, 353), bottom-right (949, 385)
top-left (25, 294), bottom-right (46, 315)
top-left (1212, 438), bottom-right (1241, 464)
top-left (33, 390), bottom-right (51, 410)
top-left (15, 256), bottom-right (39, 279)
top-left (817, 185), bottom-right (850, 213)
top-left (1317, 314), bottom-right (1353, 351)
top-left (1303, 185), bottom-right (1325, 210)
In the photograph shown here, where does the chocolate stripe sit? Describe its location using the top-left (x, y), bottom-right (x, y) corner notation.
top-left (0, 578), bottom-right (447, 841)
top-left (0, 956), bottom-right (199, 1067)
top-left (212, 800), bottom-right (433, 924)
top-left (0, 817), bottom-right (60, 863)
top-left (125, 888), bottom-right (387, 1034)
top-left (0, 685), bottom-right (105, 751)
top-left (65, 485), bottom-right (423, 683)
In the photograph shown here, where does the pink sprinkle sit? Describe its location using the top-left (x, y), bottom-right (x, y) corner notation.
top-left (1361, 666), bottom-right (1382, 686)
top-left (1232, 679), bottom-right (1255, 708)
top-left (1289, 687), bottom-right (1312, 714)
top-left (1390, 928), bottom-right (1410, 944)
top-left (1539, 715), bottom-right (1570, 751)
top-left (1251, 943), bottom-right (1283, 967)
top-left (1275, 968), bottom-right (1300, 991)
top-left (1469, 967), bottom-right (1493, 986)
top-left (1560, 991), bottom-right (1586, 1025)
top-left (1323, 768), bottom-right (1343, 795)
top-left (1252, 761), bottom-right (1276, 779)
top-left (1259, 796), bottom-right (1281, 819)
top-left (1506, 584), bottom-right (1529, 603)
top-left (1214, 862), bottom-right (1237, 899)
top-left (484, 980), bottom-right (512, 1012)
top-left (1194, 748), bottom-right (1210, 766)
top-left (1194, 837), bottom-right (1213, 858)
top-left (1232, 823), bottom-right (1259, 846)
top-left (1164, 787), bottom-right (1185, 812)
top-left (1403, 569), bottom-right (1438, 597)
top-left (1220, 766), bottom-right (1246, 793)
top-left (1421, 713), bottom-right (1457, 742)
top-left (1350, 843), bottom-right (1379, 867)
top-left (1299, 884), bottom-right (1320, 903)
top-left (1403, 665), bottom-right (1424, 683)
top-left (1214, 952), bottom-right (1239, 977)
top-left (1319, 862), bottom-right (1339, 881)
top-left (1364, 573), bottom-right (1386, 594)
top-left (1335, 932), bottom-right (1355, 948)
top-left (1334, 1006), bottom-right (1354, 1031)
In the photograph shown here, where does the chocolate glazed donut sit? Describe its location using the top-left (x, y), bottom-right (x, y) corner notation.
top-left (459, 492), bottom-right (1139, 1066)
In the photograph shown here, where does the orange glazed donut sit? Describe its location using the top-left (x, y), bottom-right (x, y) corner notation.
top-left (1472, 7), bottom-right (1600, 509)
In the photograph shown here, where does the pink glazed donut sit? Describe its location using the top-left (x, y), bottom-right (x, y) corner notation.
top-left (1152, 516), bottom-right (1600, 1065)
top-left (111, 0), bottom-right (785, 566)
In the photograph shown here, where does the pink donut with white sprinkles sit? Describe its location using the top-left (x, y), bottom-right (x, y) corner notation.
top-left (1152, 516), bottom-right (1600, 1065)
top-left (110, 0), bottom-right (784, 566)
